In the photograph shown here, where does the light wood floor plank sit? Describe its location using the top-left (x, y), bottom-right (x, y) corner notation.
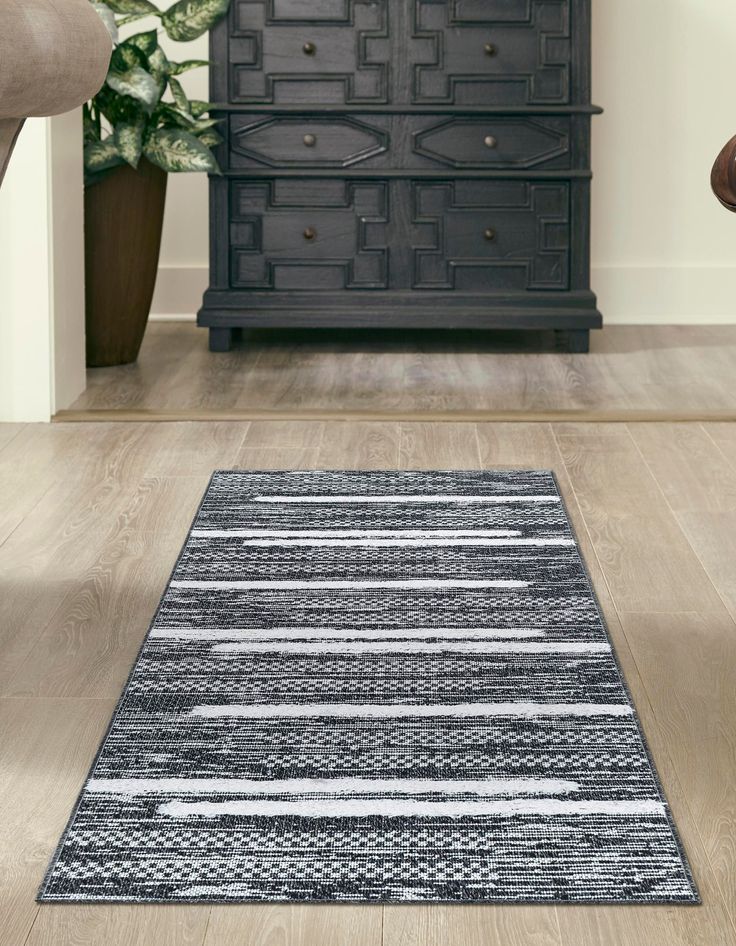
top-left (5, 476), bottom-right (206, 699)
top-left (704, 422), bottom-right (736, 470)
top-left (204, 904), bottom-right (382, 946)
top-left (135, 421), bottom-right (250, 477)
top-left (617, 610), bottom-right (736, 924)
top-left (552, 425), bottom-right (725, 612)
top-left (318, 422), bottom-right (401, 469)
top-left (399, 423), bottom-right (482, 469)
top-left (27, 905), bottom-right (210, 946)
top-left (382, 904), bottom-right (562, 946)
top-left (236, 421), bottom-right (326, 470)
top-left (629, 423), bottom-right (736, 620)
top-left (0, 422), bottom-right (25, 453)
top-left (0, 424), bottom-right (138, 548)
top-left (81, 322), bottom-right (202, 411)
top-left (628, 424), bottom-right (736, 515)
top-left (0, 698), bottom-right (115, 946)
top-left (67, 324), bottom-right (736, 415)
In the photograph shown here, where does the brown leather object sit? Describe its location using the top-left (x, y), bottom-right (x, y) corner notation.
top-left (712, 135), bottom-right (736, 212)
top-left (0, 0), bottom-right (111, 120)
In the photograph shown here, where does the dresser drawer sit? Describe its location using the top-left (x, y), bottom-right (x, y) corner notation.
top-left (409, 0), bottom-right (572, 106)
top-left (226, 0), bottom-right (571, 106)
top-left (229, 115), bottom-right (389, 168)
top-left (412, 116), bottom-right (571, 169)
top-left (223, 176), bottom-right (570, 294)
top-left (412, 180), bottom-right (570, 291)
top-left (226, 114), bottom-right (574, 171)
top-left (228, 0), bottom-right (389, 104)
top-left (228, 178), bottom-right (389, 290)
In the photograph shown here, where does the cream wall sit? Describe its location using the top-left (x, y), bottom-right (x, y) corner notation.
top-left (152, 0), bottom-right (736, 324)
top-left (0, 114), bottom-right (86, 422)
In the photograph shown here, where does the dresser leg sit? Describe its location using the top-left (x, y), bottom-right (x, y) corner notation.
top-left (555, 329), bottom-right (590, 353)
top-left (209, 327), bottom-right (235, 352)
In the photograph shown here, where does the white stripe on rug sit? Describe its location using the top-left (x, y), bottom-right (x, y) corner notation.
top-left (159, 798), bottom-right (667, 819)
top-left (170, 579), bottom-right (529, 590)
top-left (149, 627), bottom-right (548, 641)
top-left (190, 702), bottom-right (633, 720)
top-left (210, 641), bottom-right (612, 656)
top-left (253, 495), bottom-right (562, 504)
top-left (190, 537), bottom-right (575, 548)
top-left (190, 529), bottom-right (524, 539)
top-left (86, 777), bottom-right (578, 796)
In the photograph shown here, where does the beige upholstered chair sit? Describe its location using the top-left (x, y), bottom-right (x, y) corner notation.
top-left (0, 0), bottom-right (111, 185)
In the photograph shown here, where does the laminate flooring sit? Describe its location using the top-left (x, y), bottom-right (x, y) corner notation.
top-left (66, 324), bottom-right (736, 417)
top-left (1, 419), bottom-right (735, 945)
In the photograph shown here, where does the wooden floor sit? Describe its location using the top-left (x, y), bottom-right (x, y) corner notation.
top-left (67, 323), bottom-right (736, 416)
top-left (2, 417), bottom-right (736, 945)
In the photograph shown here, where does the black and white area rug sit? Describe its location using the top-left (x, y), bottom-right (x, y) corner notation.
top-left (40, 470), bottom-right (698, 904)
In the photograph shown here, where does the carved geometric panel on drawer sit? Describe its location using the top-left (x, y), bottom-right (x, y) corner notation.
top-left (412, 180), bottom-right (570, 291)
top-left (230, 116), bottom-right (388, 168)
top-left (229, 179), bottom-right (388, 290)
top-left (414, 117), bottom-right (570, 169)
top-left (410, 0), bottom-right (571, 105)
top-left (229, 0), bottom-right (389, 104)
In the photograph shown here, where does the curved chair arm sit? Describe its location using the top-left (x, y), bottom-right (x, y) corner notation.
top-left (0, 0), bottom-right (111, 120)
top-left (0, 0), bottom-right (111, 186)
top-left (712, 134), bottom-right (736, 212)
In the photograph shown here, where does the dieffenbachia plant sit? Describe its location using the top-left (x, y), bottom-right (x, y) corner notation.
top-left (85, 0), bottom-right (230, 183)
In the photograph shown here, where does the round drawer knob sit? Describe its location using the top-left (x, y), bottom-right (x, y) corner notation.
top-left (303, 227), bottom-right (317, 241)
top-left (483, 228), bottom-right (496, 242)
top-left (303, 133), bottom-right (317, 147)
top-left (303, 41), bottom-right (316, 55)
top-left (484, 42), bottom-right (497, 56)
top-left (484, 135), bottom-right (498, 149)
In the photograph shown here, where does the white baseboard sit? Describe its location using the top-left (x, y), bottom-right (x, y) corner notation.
top-left (149, 264), bottom-right (736, 325)
top-left (150, 265), bottom-right (207, 321)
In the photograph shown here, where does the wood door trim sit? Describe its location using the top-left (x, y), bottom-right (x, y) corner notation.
top-left (52, 409), bottom-right (736, 424)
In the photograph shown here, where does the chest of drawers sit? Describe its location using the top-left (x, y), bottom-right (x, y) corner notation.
top-left (198, 0), bottom-right (602, 352)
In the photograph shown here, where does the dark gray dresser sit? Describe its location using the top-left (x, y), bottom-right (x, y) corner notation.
top-left (199, 0), bottom-right (602, 352)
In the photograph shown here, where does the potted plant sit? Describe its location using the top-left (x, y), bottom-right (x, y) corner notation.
top-left (84, 0), bottom-right (229, 367)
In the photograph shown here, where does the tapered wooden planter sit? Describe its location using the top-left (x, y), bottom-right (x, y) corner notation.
top-left (85, 157), bottom-right (167, 367)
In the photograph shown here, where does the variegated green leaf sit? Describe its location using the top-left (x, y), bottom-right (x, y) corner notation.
top-left (110, 42), bottom-right (147, 72)
top-left (189, 99), bottom-right (213, 118)
top-left (92, 3), bottom-right (119, 43)
top-left (107, 66), bottom-right (161, 110)
top-left (147, 46), bottom-right (170, 98)
top-left (154, 103), bottom-right (197, 128)
top-left (196, 128), bottom-right (223, 148)
top-left (148, 46), bottom-right (170, 78)
top-left (167, 76), bottom-right (191, 115)
top-left (126, 30), bottom-right (159, 56)
top-left (115, 120), bottom-right (145, 167)
top-left (167, 59), bottom-right (209, 76)
top-left (144, 128), bottom-right (220, 173)
top-left (189, 117), bottom-right (220, 133)
top-left (105, 0), bottom-right (159, 14)
top-left (84, 137), bottom-right (125, 173)
top-left (117, 11), bottom-right (155, 25)
top-left (161, 0), bottom-right (230, 42)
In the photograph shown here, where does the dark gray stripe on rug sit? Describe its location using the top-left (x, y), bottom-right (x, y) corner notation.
top-left (39, 470), bottom-right (699, 903)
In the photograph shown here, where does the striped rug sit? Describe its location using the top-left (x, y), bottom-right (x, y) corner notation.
top-left (40, 470), bottom-right (698, 903)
